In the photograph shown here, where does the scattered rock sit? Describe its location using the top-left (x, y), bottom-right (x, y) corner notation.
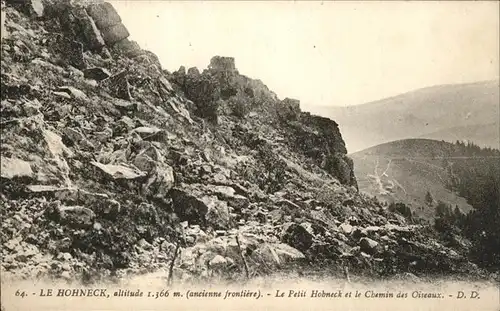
top-left (54, 205), bottom-right (96, 229)
top-left (359, 237), bottom-right (379, 255)
top-left (56, 86), bottom-right (88, 101)
top-left (111, 38), bottom-right (143, 58)
top-left (282, 223), bottom-right (315, 252)
top-left (340, 223), bottom-right (353, 234)
top-left (255, 243), bottom-right (305, 266)
top-left (101, 71), bottom-right (131, 100)
top-left (91, 161), bottom-right (147, 180)
top-left (1, 157), bottom-right (33, 179)
top-left (209, 255), bottom-right (227, 269)
top-left (83, 67), bottom-right (111, 81)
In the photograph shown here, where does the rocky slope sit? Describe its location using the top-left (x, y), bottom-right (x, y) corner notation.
top-left (0, 0), bottom-right (487, 285)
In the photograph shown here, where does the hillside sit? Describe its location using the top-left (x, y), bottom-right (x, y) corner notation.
top-left (0, 0), bottom-right (494, 298)
top-left (351, 138), bottom-right (500, 220)
top-left (308, 81), bottom-right (500, 153)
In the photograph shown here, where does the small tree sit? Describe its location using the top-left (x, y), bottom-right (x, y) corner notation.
top-left (425, 191), bottom-right (434, 206)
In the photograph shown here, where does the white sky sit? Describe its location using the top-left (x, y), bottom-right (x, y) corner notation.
top-left (110, 1), bottom-right (499, 108)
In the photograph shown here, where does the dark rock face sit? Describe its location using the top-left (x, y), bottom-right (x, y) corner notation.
top-left (286, 113), bottom-right (357, 187)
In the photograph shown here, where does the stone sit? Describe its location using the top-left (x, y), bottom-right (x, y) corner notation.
top-left (339, 223), bottom-right (353, 234)
top-left (359, 237), bottom-right (379, 255)
top-left (114, 116), bottom-right (136, 134)
top-left (101, 23), bottom-right (129, 45)
top-left (101, 71), bottom-right (131, 100)
top-left (137, 238), bottom-right (153, 251)
top-left (111, 38), bottom-right (143, 58)
top-left (83, 67), bottom-right (111, 81)
top-left (282, 223), bottom-right (314, 252)
top-left (258, 243), bottom-right (305, 266)
top-left (56, 206), bottom-right (95, 229)
top-left (170, 189), bottom-right (210, 226)
top-left (142, 162), bottom-right (175, 198)
top-left (86, 2), bottom-right (122, 30)
top-left (30, 0), bottom-right (44, 17)
top-left (98, 199), bottom-right (121, 219)
top-left (227, 194), bottom-right (250, 211)
top-left (209, 255), bottom-right (227, 269)
top-left (93, 222), bottom-right (103, 231)
top-left (52, 91), bottom-right (72, 99)
top-left (57, 37), bottom-right (86, 69)
top-left (56, 252), bottom-right (73, 261)
top-left (22, 99), bottom-right (42, 116)
top-left (58, 6), bottom-right (105, 51)
top-left (132, 126), bottom-right (163, 139)
top-left (56, 86), bottom-right (88, 101)
top-left (75, 7), bottom-right (105, 51)
top-left (212, 185), bottom-right (236, 198)
top-left (62, 128), bottom-right (86, 145)
top-left (91, 161), bottom-right (147, 180)
top-left (1, 157), bottom-right (33, 179)
top-left (204, 197), bottom-right (231, 230)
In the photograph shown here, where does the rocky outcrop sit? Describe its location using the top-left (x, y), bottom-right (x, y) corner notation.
top-left (208, 56), bottom-right (238, 73)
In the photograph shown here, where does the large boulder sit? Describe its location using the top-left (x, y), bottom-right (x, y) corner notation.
top-left (359, 237), bottom-right (380, 255)
top-left (1, 157), bottom-right (33, 180)
top-left (135, 157), bottom-right (175, 198)
top-left (101, 23), bottom-right (129, 45)
top-left (100, 71), bottom-right (132, 100)
top-left (170, 188), bottom-right (210, 226)
top-left (111, 38), bottom-right (144, 58)
top-left (203, 196), bottom-right (232, 230)
top-left (282, 223), bottom-right (315, 252)
top-left (86, 2), bottom-right (121, 30)
top-left (91, 161), bottom-right (147, 180)
top-left (49, 205), bottom-right (96, 229)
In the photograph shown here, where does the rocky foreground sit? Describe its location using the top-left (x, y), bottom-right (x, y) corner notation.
top-left (0, 0), bottom-right (490, 286)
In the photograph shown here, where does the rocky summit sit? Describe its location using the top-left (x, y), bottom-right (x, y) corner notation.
top-left (0, 0), bottom-right (488, 285)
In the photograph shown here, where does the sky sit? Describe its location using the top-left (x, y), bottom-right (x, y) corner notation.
top-left (110, 1), bottom-right (499, 108)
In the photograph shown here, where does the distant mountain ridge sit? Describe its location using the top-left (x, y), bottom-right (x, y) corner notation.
top-left (308, 80), bottom-right (500, 153)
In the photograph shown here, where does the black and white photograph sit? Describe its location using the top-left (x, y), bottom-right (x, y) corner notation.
top-left (0, 1), bottom-right (499, 310)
